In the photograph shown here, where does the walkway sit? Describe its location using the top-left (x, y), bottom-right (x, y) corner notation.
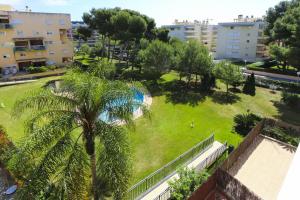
top-left (140, 141), bottom-right (225, 200)
top-left (244, 69), bottom-right (300, 83)
top-left (0, 80), bottom-right (36, 87)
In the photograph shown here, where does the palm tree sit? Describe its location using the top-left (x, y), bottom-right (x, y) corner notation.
top-left (11, 71), bottom-right (148, 199)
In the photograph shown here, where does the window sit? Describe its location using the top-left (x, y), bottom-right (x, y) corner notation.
top-left (0, 31), bottom-right (5, 36)
top-left (47, 31), bottom-right (53, 36)
top-left (11, 19), bottom-right (22, 25)
top-left (247, 33), bottom-right (251, 36)
top-left (17, 30), bottom-right (23, 36)
top-left (45, 41), bottom-right (53, 45)
top-left (59, 19), bottom-right (65, 25)
top-left (63, 49), bottom-right (69, 54)
top-left (170, 28), bottom-right (175, 31)
top-left (230, 26), bottom-right (234, 29)
top-left (245, 53), bottom-right (249, 57)
top-left (45, 19), bottom-right (52, 25)
top-left (49, 51), bottom-right (55, 55)
top-left (33, 31), bottom-right (40, 36)
top-left (259, 24), bottom-right (264, 29)
top-left (247, 40), bottom-right (250, 43)
top-left (20, 53), bottom-right (26, 57)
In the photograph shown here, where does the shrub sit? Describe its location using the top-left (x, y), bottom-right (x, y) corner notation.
top-left (0, 125), bottom-right (14, 165)
top-left (169, 168), bottom-right (209, 200)
top-left (243, 73), bottom-right (256, 96)
top-left (262, 124), bottom-right (300, 146)
top-left (46, 65), bottom-right (57, 70)
top-left (26, 66), bottom-right (49, 73)
top-left (233, 112), bottom-right (262, 136)
top-left (281, 91), bottom-right (300, 108)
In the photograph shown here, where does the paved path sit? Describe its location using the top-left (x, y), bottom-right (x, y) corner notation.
top-left (140, 141), bottom-right (224, 200)
top-left (244, 69), bottom-right (300, 82)
top-left (0, 80), bottom-right (37, 87)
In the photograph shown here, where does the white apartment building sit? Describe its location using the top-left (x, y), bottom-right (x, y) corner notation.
top-left (215, 15), bottom-right (268, 62)
top-left (162, 20), bottom-right (218, 52)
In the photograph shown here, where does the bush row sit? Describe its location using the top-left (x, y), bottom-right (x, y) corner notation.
top-left (255, 76), bottom-right (300, 94)
top-left (26, 65), bottom-right (57, 74)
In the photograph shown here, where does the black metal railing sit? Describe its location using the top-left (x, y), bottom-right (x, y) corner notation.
top-left (127, 134), bottom-right (215, 200)
top-left (31, 45), bottom-right (46, 50)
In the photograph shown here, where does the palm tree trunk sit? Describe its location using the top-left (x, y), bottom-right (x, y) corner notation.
top-left (90, 153), bottom-right (98, 200)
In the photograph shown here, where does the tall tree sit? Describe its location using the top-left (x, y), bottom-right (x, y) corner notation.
top-left (156, 28), bottom-right (170, 43)
top-left (11, 71), bottom-right (148, 199)
top-left (265, 0), bottom-right (300, 69)
top-left (74, 26), bottom-right (92, 48)
top-left (214, 61), bottom-right (244, 95)
top-left (138, 40), bottom-right (174, 79)
top-left (243, 73), bottom-right (256, 96)
top-left (178, 40), bottom-right (213, 87)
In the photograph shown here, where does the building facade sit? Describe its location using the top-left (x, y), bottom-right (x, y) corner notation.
top-left (215, 15), bottom-right (268, 62)
top-left (0, 5), bottom-right (73, 75)
top-left (162, 20), bottom-right (218, 52)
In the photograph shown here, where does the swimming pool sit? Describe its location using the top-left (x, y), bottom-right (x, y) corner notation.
top-left (98, 89), bottom-right (145, 123)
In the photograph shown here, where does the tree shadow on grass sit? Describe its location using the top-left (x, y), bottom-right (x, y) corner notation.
top-left (272, 101), bottom-right (300, 126)
top-left (210, 91), bottom-right (241, 105)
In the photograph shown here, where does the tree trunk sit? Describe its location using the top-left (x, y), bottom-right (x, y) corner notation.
top-left (107, 37), bottom-right (111, 61)
top-left (90, 153), bottom-right (98, 200)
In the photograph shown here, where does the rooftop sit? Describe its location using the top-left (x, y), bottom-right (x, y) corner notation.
top-left (228, 135), bottom-right (296, 199)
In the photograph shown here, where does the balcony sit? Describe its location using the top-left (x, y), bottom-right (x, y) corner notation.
top-left (14, 45), bottom-right (46, 52)
top-left (31, 45), bottom-right (46, 51)
top-left (0, 23), bottom-right (13, 29)
top-left (14, 46), bottom-right (29, 52)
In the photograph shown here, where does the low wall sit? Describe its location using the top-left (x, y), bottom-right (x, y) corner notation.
top-left (216, 169), bottom-right (262, 200)
top-left (188, 172), bottom-right (217, 200)
top-left (221, 120), bottom-right (264, 171)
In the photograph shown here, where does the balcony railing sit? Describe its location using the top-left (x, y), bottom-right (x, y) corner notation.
top-left (31, 45), bottom-right (46, 50)
top-left (14, 45), bottom-right (46, 52)
top-left (14, 46), bottom-right (28, 51)
top-left (0, 23), bottom-right (13, 29)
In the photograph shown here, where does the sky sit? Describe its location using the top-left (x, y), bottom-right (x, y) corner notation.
top-left (0, 0), bottom-right (282, 26)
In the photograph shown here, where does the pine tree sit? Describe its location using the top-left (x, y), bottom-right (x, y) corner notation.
top-left (243, 73), bottom-right (256, 96)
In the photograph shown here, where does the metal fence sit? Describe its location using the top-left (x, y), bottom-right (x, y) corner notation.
top-left (127, 134), bottom-right (215, 200)
top-left (153, 143), bottom-right (227, 200)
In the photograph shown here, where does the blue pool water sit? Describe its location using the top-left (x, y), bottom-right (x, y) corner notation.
top-left (99, 90), bottom-right (144, 123)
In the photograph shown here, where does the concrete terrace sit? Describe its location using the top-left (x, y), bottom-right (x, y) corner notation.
top-left (228, 135), bottom-right (296, 200)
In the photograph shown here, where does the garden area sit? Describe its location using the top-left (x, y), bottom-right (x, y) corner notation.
top-left (0, 70), bottom-right (299, 185)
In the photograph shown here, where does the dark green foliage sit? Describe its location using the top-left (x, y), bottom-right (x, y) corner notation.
top-left (214, 61), bottom-right (244, 94)
top-left (265, 1), bottom-right (300, 70)
top-left (138, 40), bottom-right (174, 79)
top-left (74, 26), bottom-right (92, 41)
top-left (200, 73), bottom-right (216, 91)
top-left (262, 123), bottom-right (300, 146)
top-left (281, 91), bottom-right (300, 108)
top-left (243, 73), bottom-right (256, 96)
top-left (233, 112), bottom-right (262, 136)
top-left (169, 168), bottom-right (209, 200)
top-left (156, 28), bottom-right (170, 43)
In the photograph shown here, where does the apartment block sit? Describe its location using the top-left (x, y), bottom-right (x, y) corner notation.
top-left (215, 15), bottom-right (268, 62)
top-left (162, 20), bottom-right (218, 52)
top-left (0, 5), bottom-right (73, 75)
top-left (72, 21), bottom-right (100, 48)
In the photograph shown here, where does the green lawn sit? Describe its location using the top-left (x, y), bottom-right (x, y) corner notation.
top-left (0, 73), bottom-right (299, 185)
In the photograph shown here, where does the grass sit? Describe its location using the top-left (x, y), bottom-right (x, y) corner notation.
top-left (0, 72), bottom-right (299, 185)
